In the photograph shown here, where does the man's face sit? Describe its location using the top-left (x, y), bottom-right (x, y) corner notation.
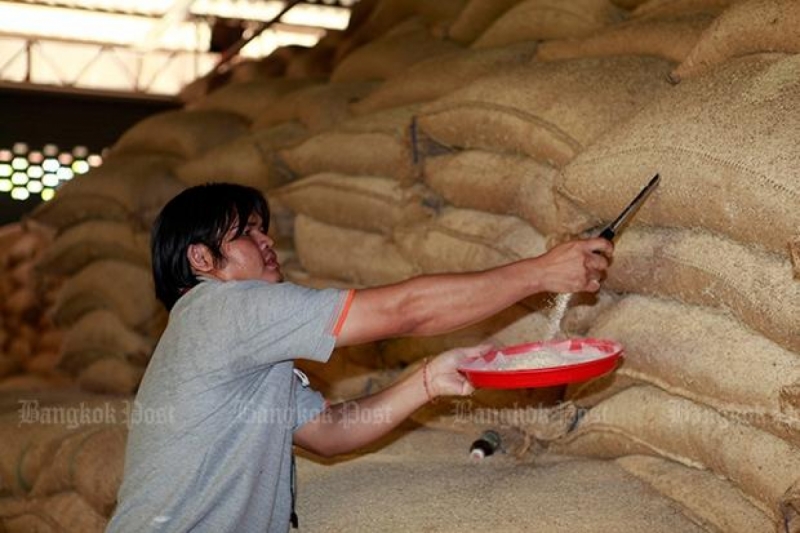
top-left (211, 212), bottom-right (283, 284)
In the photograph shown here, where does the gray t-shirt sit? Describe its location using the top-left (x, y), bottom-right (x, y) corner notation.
top-left (107, 279), bottom-right (352, 533)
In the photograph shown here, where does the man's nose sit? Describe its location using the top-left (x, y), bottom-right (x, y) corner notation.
top-left (257, 230), bottom-right (275, 249)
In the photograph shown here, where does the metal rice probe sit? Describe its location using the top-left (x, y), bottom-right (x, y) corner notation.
top-left (596, 173), bottom-right (661, 241)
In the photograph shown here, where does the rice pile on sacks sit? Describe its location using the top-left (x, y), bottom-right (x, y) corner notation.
top-left (2, 0), bottom-right (799, 530)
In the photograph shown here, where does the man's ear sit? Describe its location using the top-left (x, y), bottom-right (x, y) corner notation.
top-left (187, 243), bottom-right (215, 274)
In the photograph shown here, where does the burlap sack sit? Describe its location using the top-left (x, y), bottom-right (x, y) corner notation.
top-left (335, 0), bottom-right (467, 62)
top-left (630, 0), bottom-right (736, 19)
top-left (616, 455), bottom-right (776, 533)
top-left (294, 215), bottom-right (418, 286)
top-left (283, 40), bottom-right (339, 81)
top-left (352, 42), bottom-right (539, 115)
top-left (423, 150), bottom-right (560, 235)
top-left (447, 0), bottom-right (525, 44)
top-left (250, 121), bottom-right (310, 151)
top-left (0, 223), bottom-right (22, 260)
top-left (187, 78), bottom-right (314, 122)
top-left (283, 266), bottom-right (358, 291)
top-left (52, 260), bottom-right (161, 334)
top-left (416, 55), bottom-right (672, 167)
top-left (253, 81), bottom-right (380, 132)
top-left (280, 105), bottom-right (418, 182)
top-left (4, 227), bottom-right (47, 266)
top-left (611, 0), bottom-right (649, 8)
top-left (24, 351), bottom-right (61, 376)
top-left (0, 389), bottom-right (92, 416)
top-left (36, 220), bottom-right (149, 277)
top-left (0, 394), bottom-right (127, 495)
top-left (588, 295), bottom-right (800, 444)
top-left (3, 288), bottom-right (37, 317)
top-left (0, 374), bottom-right (72, 394)
top-left (0, 492), bottom-right (107, 533)
top-left (0, 422), bottom-right (69, 495)
top-left (29, 194), bottom-right (130, 234)
top-left (264, 196), bottom-right (298, 246)
top-left (553, 385), bottom-right (800, 521)
top-left (394, 208), bottom-right (547, 274)
top-left (176, 68), bottom-right (232, 104)
top-left (7, 337), bottom-right (32, 365)
top-left (556, 54), bottom-right (799, 256)
top-left (31, 426), bottom-right (127, 515)
top-left (227, 56), bottom-right (287, 84)
top-left (331, 18), bottom-right (463, 83)
top-left (472, 0), bottom-right (626, 49)
top-left (29, 154), bottom-right (185, 232)
top-left (9, 260), bottom-right (34, 289)
top-left (59, 309), bottom-right (153, 376)
top-left (174, 128), bottom-right (301, 191)
top-left (33, 333), bottom-right (67, 360)
top-left (784, 481), bottom-right (800, 533)
top-left (671, 0), bottom-right (800, 82)
top-left (565, 369), bottom-right (640, 407)
top-left (605, 226), bottom-right (799, 353)
top-left (0, 355), bottom-right (18, 380)
top-left (536, 13), bottom-right (714, 63)
top-left (273, 173), bottom-right (435, 235)
top-left (112, 110), bottom-right (249, 160)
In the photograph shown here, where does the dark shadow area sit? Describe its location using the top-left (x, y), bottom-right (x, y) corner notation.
top-left (0, 84), bottom-right (181, 225)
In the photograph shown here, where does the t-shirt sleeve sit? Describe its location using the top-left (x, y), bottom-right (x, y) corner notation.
top-left (292, 369), bottom-right (327, 432)
top-left (210, 281), bottom-right (354, 366)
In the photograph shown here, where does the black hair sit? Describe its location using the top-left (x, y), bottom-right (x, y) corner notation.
top-left (151, 183), bottom-right (270, 310)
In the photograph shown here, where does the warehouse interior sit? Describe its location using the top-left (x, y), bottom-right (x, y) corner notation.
top-left (0, 0), bottom-right (798, 531)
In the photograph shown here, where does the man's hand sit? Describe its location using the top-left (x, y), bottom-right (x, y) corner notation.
top-left (294, 344), bottom-right (492, 457)
top-left (529, 237), bottom-right (613, 294)
top-left (426, 344), bottom-right (494, 398)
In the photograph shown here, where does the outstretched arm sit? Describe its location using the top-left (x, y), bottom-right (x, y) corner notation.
top-left (336, 237), bottom-right (612, 346)
top-left (293, 345), bottom-right (487, 457)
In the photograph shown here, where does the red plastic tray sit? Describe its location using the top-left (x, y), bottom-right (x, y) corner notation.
top-left (458, 338), bottom-right (622, 389)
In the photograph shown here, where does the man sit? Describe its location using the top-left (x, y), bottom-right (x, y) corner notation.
top-left (107, 183), bottom-right (612, 532)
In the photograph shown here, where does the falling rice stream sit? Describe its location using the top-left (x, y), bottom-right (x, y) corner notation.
top-left (545, 293), bottom-right (572, 340)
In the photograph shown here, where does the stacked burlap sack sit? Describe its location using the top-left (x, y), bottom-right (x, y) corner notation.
top-left (0, 388), bottom-right (132, 532)
top-left (276, 0), bottom-right (800, 531)
top-left (28, 130), bottom-right (187, 396)
top-left (0, 222), bottom-right (69, 392)
top-left (537, 2), bottom-right (799, 530)
top-left (0, 0), bottom-right (796, 530)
